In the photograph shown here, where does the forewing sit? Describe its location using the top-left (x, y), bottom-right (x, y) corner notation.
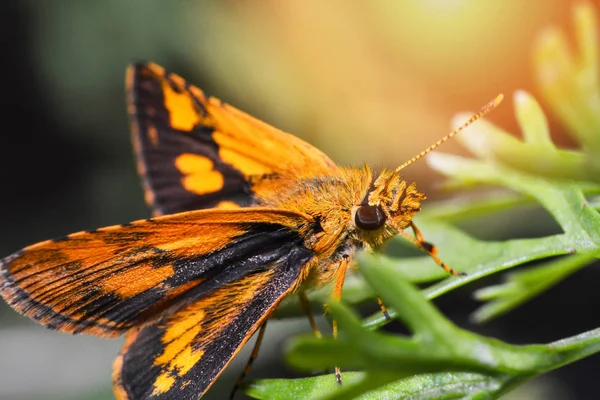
top-left (0, 209), bottom-right (314, 337)
top-left (127, 62), bottom-right (337, 215)
top-left (113, 246), bottom-right (312, 399)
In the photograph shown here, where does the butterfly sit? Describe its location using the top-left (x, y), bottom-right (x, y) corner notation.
top-left (0, 61), bottom-right (502, 399)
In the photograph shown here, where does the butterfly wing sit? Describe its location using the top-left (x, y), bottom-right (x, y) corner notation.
top-left (127, 62), bottom-right (338, 215)
top-left (0, 208), bottom-right (316, 338)
top-left (113, 245), bottom-right (311, 399)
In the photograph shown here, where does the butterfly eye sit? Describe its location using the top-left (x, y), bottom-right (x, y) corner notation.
top-left (354, 205), bottom-right (386, 231)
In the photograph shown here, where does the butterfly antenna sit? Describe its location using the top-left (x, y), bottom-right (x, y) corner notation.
top-left (395, 93), bottom-right (504, 172)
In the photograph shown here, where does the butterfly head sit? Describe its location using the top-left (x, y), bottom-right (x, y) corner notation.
top-left (351, 169), bottom-right (424, 246)
top-left (351, 93), bottom-right (505, 247)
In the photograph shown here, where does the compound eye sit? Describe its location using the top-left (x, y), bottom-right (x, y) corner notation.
top-left (354, 205), bottom-right (386, 231)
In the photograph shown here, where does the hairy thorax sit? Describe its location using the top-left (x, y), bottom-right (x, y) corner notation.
top-left (258, 166), bottom-right (426, 288)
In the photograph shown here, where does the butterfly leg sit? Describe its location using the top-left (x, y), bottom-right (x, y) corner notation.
top-left (331, 254), bottom-right (350, 385)
top-left (299, 291), bottom-right (322, 339)
top-left (229, 322), bottom-right (268, 400)
top-left (398, 222), bottom-right (466, 276)
top-left (376, 297), bottom-right (391, 320)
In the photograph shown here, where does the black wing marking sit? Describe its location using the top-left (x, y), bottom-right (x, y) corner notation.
top-left (113, 246), bottom-right (313, 399)
top-left (127, 62), bottom-right (252, 215)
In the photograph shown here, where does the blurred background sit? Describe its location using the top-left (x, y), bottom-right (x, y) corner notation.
top-left (0, 1), bottom-right (599, 399)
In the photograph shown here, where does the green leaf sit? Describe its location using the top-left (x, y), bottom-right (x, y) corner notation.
top-left (247, 371), bottom-right (500, 400)
top-left (472, 252), bottom-right (599, 323)
top-left (259, 258), bottom-right (600, 400)
top-left (246, 372), bottom-right (366, 400)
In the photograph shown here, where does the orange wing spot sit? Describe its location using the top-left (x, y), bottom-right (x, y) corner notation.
top-left (161, 81), bottom-right (201, 132)
top-left (156, 237), bottom-right (216, 255)
top-left (101, 264), bottom-right (174, 298)
top-left (220, 148), bottom-right (273, 176)
top-left (148, 124), bottom-right (159, 146)
top-left (170, 345), bottom-right (203, 376)
top-left (150, 271), bottom-right (276, 396)
top-left (152, 374), bottom-right (176, 395)
top-left (161, 308), bottom-right (205, 344)
top-left (174, 154), bottom-right (224, 195)
top-left (155, 225), bottom-right (245, 260)
top-left (216, 201), bottom-right (240, 209)
top-left (213, 131), bottom-right (273, 176)
top-left (145, 189), bottom-right (156, 210)
top-left (152, 309), bottom-right (205, 394)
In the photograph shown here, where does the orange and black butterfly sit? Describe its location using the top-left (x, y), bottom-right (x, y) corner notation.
top-left (0, 62), bottom-right (502, 399)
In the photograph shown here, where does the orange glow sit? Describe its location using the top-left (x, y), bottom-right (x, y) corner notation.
top-left (413, 0), bottom-right (470, 12)
top-left (182, 0), bottom-right (578, 194)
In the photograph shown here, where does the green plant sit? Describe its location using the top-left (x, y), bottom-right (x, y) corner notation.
top-left (250, 256), bottom-right (600, 400)
top-left (247, 2), bottom-right (600, 399)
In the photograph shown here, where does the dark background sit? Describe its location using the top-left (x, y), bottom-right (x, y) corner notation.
top-left (0, 1), bottom-right (599, 399)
